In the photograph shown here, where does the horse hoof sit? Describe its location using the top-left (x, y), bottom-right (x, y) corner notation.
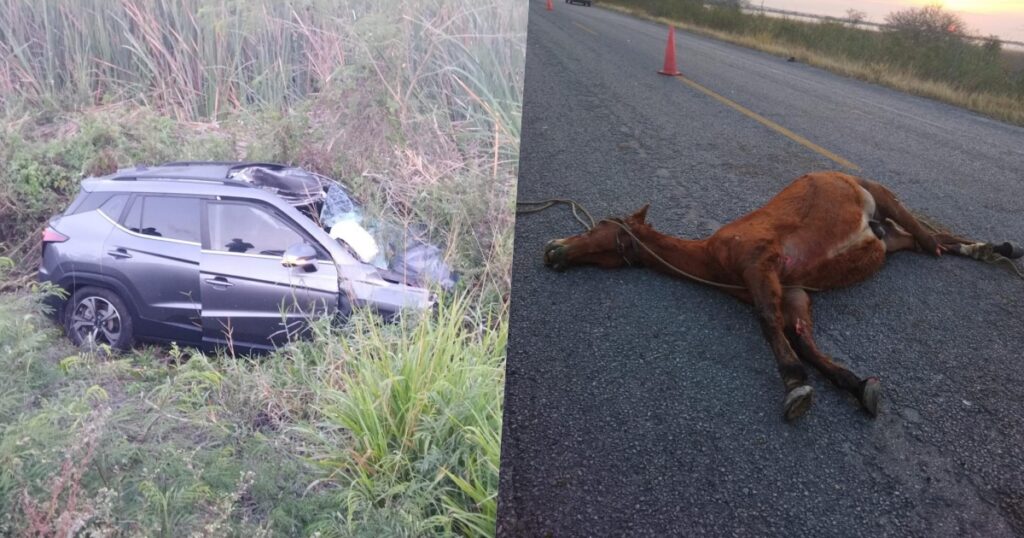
top-left (783, 385), bottom-right (814, 422)
top-left (543, 241), bottom-right (568, 271)
top-left (993, 241), bottom-right (1024, 260)
top-left (860, 377), bottom-right (881, 417)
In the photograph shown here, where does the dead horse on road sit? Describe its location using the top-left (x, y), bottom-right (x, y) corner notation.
top-left (542, 171), bottom-right (1022, 421)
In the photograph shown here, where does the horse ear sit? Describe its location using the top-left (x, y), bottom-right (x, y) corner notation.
top-left (630, 203), bottom-right (650, 224)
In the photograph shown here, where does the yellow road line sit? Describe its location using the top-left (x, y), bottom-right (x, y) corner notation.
top-left (573, 21), bottom-right (598, 35)
top-left (675, 75), bottom-right (861, 171)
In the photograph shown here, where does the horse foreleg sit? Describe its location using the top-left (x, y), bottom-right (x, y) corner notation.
top-left (743, 263), bottom-right (813, 421)
top-left (782, 289), bottom-right (881, 417)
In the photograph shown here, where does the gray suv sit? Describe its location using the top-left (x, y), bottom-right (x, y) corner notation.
top-left (39, 161), bottom-right (434, 353)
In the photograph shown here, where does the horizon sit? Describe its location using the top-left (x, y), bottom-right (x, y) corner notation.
top-left (757, 0), bottom-right (1024, 42)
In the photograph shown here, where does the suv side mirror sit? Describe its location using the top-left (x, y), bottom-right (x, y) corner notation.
top-left (282, 243), bottom-right (318, 272)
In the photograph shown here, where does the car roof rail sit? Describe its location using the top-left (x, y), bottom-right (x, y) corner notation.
top-left (107, 174), bottom-right (255, 187)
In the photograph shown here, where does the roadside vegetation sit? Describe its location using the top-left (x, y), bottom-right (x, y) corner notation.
top-left (0, 0), bottom-right (524, 535)
top-left (602, 1), bottom-right (1024, 126)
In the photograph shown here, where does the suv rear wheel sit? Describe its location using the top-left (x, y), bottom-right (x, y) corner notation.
top-left (65, 286), bottom-right (135, 351)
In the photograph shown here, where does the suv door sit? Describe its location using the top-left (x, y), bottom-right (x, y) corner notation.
top-left (102, 194), bottom-right (203, 344)
top-left (200, 199), bottom-right (340, 351)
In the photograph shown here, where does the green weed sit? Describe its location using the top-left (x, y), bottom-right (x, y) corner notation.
top-left (1, 288), bottom-right (507, 535)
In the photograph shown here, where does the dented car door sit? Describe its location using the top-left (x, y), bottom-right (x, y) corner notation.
top-left (199, 199), bottom-right (339, 351)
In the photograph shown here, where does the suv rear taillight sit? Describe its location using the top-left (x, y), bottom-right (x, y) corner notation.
top-left (42, 227), bottom-right (68, 244)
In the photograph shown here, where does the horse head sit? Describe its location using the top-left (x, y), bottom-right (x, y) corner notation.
top-left (544, 204), bottom-right (650, 271)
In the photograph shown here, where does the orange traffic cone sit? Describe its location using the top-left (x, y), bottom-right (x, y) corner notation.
top-left (546, 0), bottom-right (553, 11)
top-left (658, 26), bottom-right (682, 76)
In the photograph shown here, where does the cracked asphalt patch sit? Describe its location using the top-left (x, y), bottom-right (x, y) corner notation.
top-left (498, 2), bottom-right (1024, 536)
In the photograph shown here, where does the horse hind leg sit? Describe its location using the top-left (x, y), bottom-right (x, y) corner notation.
top-left (875, 217), bottom-right (954, 255)
top-left (860, 178), bottom-right (1023, 260)
top-left (875, 218), bottom-right (916, 253)
top-left (857, 178), bottom-right (942, 256)
top-left (782, 288), bottom-right (881, 417)
top-left (874, 207), bottom-right (1023, 260)
top-left (932, 233), bottom-right (1024, 261)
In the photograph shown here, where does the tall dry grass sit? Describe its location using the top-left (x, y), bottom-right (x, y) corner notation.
top-left (1, 0), bottom-right (520, 128)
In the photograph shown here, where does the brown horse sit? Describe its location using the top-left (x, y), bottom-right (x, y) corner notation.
top-left (543, 171), bottom-right (1020, 421)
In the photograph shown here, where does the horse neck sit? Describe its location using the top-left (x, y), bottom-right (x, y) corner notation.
top-left (632, 227), bottom-right (717, 282)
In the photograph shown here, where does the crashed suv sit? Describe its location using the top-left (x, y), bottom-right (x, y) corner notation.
top-left (39, 161), bottom-right (451, 352)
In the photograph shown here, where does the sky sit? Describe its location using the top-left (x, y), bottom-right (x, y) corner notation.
top-left (757, 0), bottom-right (1024, 42)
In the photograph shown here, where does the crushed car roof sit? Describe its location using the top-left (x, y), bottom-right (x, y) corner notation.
top-left (82, 161), bottom-right (327, 205)
top-left (99, 161), bottom-right (292, 182)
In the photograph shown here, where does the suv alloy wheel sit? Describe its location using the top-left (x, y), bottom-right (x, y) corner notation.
top-left (65, 286), bottom-right (135, 351)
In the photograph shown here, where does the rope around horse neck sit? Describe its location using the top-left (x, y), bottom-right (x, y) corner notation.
top-left (598, 218), bottom-right (754, 290)
top-left (516, 199), bottom-right (596, 230)
top-left (516, 199), bottom-right (819, 292)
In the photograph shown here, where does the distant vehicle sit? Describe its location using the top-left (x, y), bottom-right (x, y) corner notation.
top-left (39, 162), bottom-right (435, 353)
top-left (566, 0), bottom-right (593, 5)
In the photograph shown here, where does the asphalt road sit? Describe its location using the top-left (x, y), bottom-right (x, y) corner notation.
top-left (498, 2), bottom-right (1024, 536)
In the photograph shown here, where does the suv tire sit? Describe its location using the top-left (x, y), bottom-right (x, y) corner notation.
top-left (65, 286), bottom-right (135, 351)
